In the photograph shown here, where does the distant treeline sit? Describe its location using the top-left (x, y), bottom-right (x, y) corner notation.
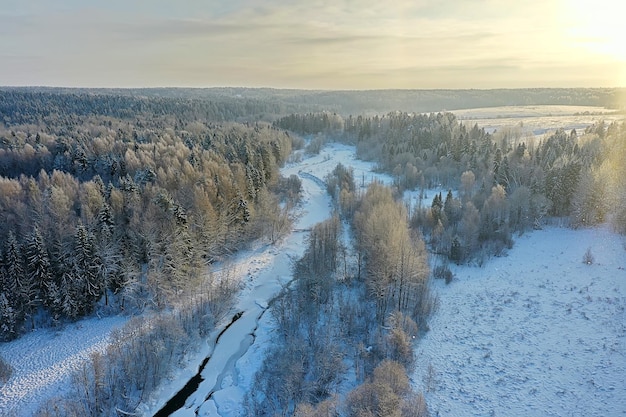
top-left (268, 87), bottom-right (625, 114)
top-left (2, 87), bottom-right (624, 125)
top-left (0, 89), bottom-right (307, 126)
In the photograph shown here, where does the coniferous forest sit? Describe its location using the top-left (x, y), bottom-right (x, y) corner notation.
top-left (0, 89), bottom-right (303, 338)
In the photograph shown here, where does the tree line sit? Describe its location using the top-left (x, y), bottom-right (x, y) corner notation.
top-left (6, 87), bottom-right (622, 126)
top-left (0, 88), bottom-right (311, 126)
top-left (224, 87), bottom-right (626, 115)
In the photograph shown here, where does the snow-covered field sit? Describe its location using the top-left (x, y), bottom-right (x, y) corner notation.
top-left (452, 105), bottom-right (624, 137)
top-left (0, 315), bottom-right (128, 416)
top-left (413, 226), bottom-right (626, 416)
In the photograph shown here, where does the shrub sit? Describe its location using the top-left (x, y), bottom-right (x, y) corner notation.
top-left (433, 265), bottom-right (454, 284)
top-left (583, 247), bottom-right (594, 265)
top-left (305, 135), bottom-right (326, 155)
top-left (0, 354), bottom-right (12, 385)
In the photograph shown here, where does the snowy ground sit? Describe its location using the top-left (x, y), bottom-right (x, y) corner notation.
top-left (0, 315), bottom-right (128, 416)
top-left (413, 226), bottom-right (626, 416)
top-left (451, 105), bottom-right (624, 137)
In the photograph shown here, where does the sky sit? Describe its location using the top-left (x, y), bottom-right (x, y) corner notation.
top-left (0, 0), bottom-right (624, 89)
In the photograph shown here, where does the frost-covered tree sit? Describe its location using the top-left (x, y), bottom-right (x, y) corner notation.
top-left (355, 183), bottom-right (430, 324)
top-left (570, 169), bottom-right (606, 228)
top-left (2, 231), bottom-right (29, 331)
top-left (0, 292), bottom-right (18, 340)
top-left (25, 226), bottom-right (52, 327)
top-left (73, 223), bottom-right (102, 314)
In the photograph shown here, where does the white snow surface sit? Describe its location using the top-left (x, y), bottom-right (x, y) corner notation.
top-left (451, 105), bottom-right (624, 137)
top-left (413, 226), bottom-right (626, 416)
top-left (0, 315), bottom-right (128, 416)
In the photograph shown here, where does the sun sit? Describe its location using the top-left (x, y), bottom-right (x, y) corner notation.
top-left (566, 0), bottom-right (626, 62)
top-left (561, 0), bottom-right (626, 86)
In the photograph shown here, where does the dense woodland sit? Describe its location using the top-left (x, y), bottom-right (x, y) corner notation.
top-left (2, 87), bottom-right (624, 122)
top-left (0, 90), bottom-right (308, 416)
top-left (0, 91), bottom-right (304, 341)
top-left (0, 88), bottom-right (624, 416)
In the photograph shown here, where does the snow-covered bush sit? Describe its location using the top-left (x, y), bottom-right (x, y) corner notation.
top-left (385, 312), bottom-right (419, 369)
top-left (0, 354), bottom-right (12, 385)
top-left (344, 360), bottom-right (429, 417)
top-left (305, 134), bottom-right (326, 155)
top-left (583, 247), bottom-right (595, 265)
top-left (433, 264), bottom-right (454, 284)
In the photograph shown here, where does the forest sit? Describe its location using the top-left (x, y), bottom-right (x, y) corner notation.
top-left (0, 87), bottom-right (625, 416)
top-left (275, 111), bottom-right (626, 264)
top-left (0, 89), bottom-right (310, 415)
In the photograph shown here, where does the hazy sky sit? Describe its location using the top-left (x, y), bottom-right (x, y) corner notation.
top-left (1, 0), bottom-right (624, 89)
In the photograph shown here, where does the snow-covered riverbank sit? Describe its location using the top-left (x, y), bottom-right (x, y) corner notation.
top-left (144, 143), bottom-right (394, 416)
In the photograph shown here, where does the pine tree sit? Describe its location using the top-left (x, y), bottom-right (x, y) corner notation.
top-left (97, 201), bottom-right (115, 240)
top-left (3, 232), bottom-right (29, 331)
top-left (493, 148), bottom-right (502, 185)
top-left (95, 201), bottom-right (122, 305)
top-left (25, 226), bottom-right (52, 328)
top-left (431, 192), bottom-right (443, 224)
top-left (45, 238), bottom-right (66, 319)
top-left (498, 156), bottom-right (510, 189)
top-left (444, 190), bottom-right (461, 226)
top-left (450, 236), bottom-right (463, 264)
top-left (0, 292), bottom-right (18, 340)
top-left (59, 267), bottom-right (81, 319)
top-left (73, 224), bottom-right (103, 315)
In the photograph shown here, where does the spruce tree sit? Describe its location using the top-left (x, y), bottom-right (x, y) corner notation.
top-left (97, 201), bottom-right (115, 241)
top-left (25, 227), bottom-right (52, 327)
top-left (3, 232), bottom-right (29, 331)
top-left (73, 224), bottom-right (102, 315)
top-left (0, 292), bottom-right (17, 340)
top-left (450, 236), bottom-right (463, 264)
top-left (26, 227), bottom-right (51, 299)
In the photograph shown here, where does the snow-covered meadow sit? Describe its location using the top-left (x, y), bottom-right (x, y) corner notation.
top-left (413, 226), bottom-right (626, 416)
top-left (451, 105), bottom-right (623, 137)
top-left (0, 315), bottom-right (128, 416)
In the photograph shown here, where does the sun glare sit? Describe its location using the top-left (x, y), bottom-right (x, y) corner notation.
top-left (567, 0), bottom-right (626, 62)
